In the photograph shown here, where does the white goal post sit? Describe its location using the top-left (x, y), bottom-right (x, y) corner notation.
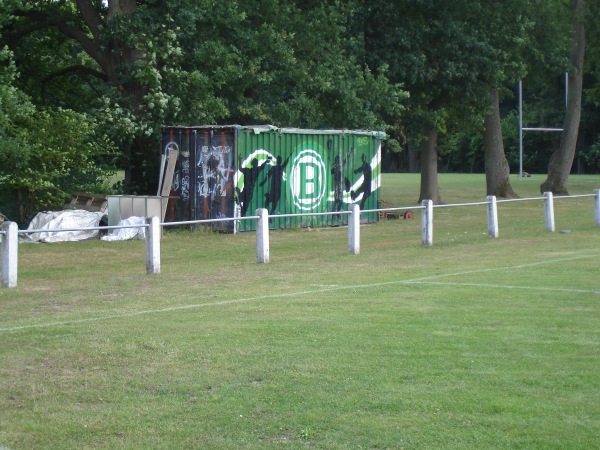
top-left (518, 73), bottom-right (567, 178)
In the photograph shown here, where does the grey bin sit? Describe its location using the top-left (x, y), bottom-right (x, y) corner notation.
top-left (107, 195), bottom-right (168, 226)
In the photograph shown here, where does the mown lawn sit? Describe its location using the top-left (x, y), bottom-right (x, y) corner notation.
top-left (1, 174), bottom-right (599, 449)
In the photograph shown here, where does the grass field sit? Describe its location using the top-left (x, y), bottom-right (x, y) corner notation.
top-left (1, 173), bottom-right (599, 449)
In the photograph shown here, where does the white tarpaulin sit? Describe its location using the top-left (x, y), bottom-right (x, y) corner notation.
top-left (101, 216), bottom-right (146, 241)
top-left (26, 210), bottom-right (105, 243)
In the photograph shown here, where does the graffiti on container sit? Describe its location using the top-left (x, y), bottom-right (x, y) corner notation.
top-left (234, 141), bottom-right (381, 218)
top-left (180, 158), bottom-right (190, 201)
top-left (260, 155), bottom-right (291, 214)
top-left (290, 149), bottom-right (328, 211)
top-left (197, 145), bottom-right (234, 202)
top-left (161, 127), bottom-right (383, 230)
top-left (165, 141), bottom-right (179, 156)
top-left (331, 150), bottom-right (353, 216)
top-left (355, 137), bottom-right (369, 147)
top-left (235, 151), bottom-right (270, 217)
top-left (350, 153), bottom-right (372, 208)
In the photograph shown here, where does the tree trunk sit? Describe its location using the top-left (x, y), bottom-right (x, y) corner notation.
top-left (107, 0), bottom-right (137, 18)
top-left (540, 0), bottom-right (585, 195)
top-left (67, 0), bottom-right (153, 194)
top-left (484, 88), bottom-right (518, 198)
top-left (83, 0), bottom-right (156, 194)
top-left (418, 126), bottom-right (443, 204)
top-left (8, 0), bottom-right (157, 194)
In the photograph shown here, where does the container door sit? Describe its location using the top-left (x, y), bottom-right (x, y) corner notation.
top-left (344, 133), bottom-right (381, 224)
top-left (161, 127), bottom-right (193, 222)
top-left (193, 129), bottom-right (236, 232)
top-left (235, 129), bottom-right (283, 231)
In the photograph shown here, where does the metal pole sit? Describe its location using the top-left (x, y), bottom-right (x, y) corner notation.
top-left (486, 195), bottom-right (499, 238)
top-left (518, 79), bottom-right (523, 178)
top-left (2, 222), bottom-right (19, 287)
top-left (543, 192), bottom-right (555, 232)
top-left (348, 204), bottom-right (360, 255)
top-left (1, 222), bottom-right (18, 288)
top-left (421, 200), bottom-right (433, 246)
top-left (145, 216), bottom-right (161, 274)
top-left (594, 189), bottom-right (600, 227)
top-left (256, 208), bottom-right (270, 263)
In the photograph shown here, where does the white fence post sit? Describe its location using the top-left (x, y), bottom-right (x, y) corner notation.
top-left (594, 189), bottom-right (600, 227)
top-left (1, 222), bottom-right (18, 288)
top-left (486, 195), bottom-right (499, 238)
top-left (543, 192), bottom-right (555, 232)
top-left (348, 204), bottom-right (360, 255)
top-left (421, 200), bottom-right (433, 246)
top-left (145, 216), bottom-right (161, 274)
top-left (256, 208), bottom-right (270, 263)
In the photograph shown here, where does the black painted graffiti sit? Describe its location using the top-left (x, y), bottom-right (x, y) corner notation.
top-left (331, 152), bottom-right (352, 215)
top-left (177, 158), bottom-right (191, 202)
top-left (236, 157), bottom-right (268, 217)
top-left (351, 153), bottom-right (372, 208)
top-left (197, 145), bottom-right (234, 202)
top-left (260, 155), bottom-right (290, 214)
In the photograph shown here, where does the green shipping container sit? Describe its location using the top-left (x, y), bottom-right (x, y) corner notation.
top-left (161, 125), bottom-right (385, 232)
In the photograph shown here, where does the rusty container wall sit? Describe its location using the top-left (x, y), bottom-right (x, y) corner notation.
top-left (161, 127), bottom-right (192, 222)
top-left (161, 126), bottom-right (237, 232)
top-left (235, 127), bottom-right (382, 231)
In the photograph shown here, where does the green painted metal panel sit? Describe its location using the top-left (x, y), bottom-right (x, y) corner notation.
top-left (235, 127), bottom-right (383, 231)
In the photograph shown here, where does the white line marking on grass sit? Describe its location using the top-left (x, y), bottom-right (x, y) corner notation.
top-left (1, 253), bottom-right (598, 333)
top-left (404, 253), bottom-right (600, 283)
top-left (404, 281), bottom-right (600, 295)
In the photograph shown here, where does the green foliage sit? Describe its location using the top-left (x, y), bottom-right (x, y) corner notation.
top-left (579, 0), bottom-right (600, 173)
top-left (1, 0), bottom-right (599, 202)
top-left (363, 0), bottom-right (579, 182)
top-left (156, 0), bottom-right (406, 130)
top-left (384, 138), bottom-right (401, 154)
top-left (0, 70), bottom-right (117, 225)
top-left (366, 0), bottom-right (481, 132)
top-left (0, 46), bottom-right (34, 129)
top-left (521, 0), bottom-right (571, 84)
top-left (3, 0), bottom-right (403, 191)
top-left (0, 45), bottom-right (34, 222)
top-left (580, 138), bottom-right (600, 172)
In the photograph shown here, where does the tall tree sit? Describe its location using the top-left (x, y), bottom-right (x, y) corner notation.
top-left (580, 0), bottom-right (600, 173)
top-left (540, 0), bottom-right (586, 194)
top-left (484, 88), bottom-right (518, 197)
top-left (3, 0), bottom-right (165, 193)
top-left (482, 0), bottom-right (570, 179)
top-left (477, 0), bottom-right (568, 197)
top-left (3, 0), bottom-right (404, 198)
top-left (364, 0), bottom-right (524, 203)
top-left (476, 0), bottom-right (532, 198)
top-left (0, 46), bottom-right (115, 224)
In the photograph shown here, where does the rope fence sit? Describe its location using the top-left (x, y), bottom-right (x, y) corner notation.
top-left (2, 190), bottom-right (599, 288)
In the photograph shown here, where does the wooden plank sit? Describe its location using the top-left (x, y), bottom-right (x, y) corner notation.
top-left (160, 149), bottom-right (179, 221)
top-left (156, 154), bottom-right (167, 196)
top-left (67, 193), bottom-right (108, 212)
